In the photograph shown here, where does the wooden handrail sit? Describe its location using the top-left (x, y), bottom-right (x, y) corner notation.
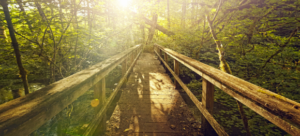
top-left (0, 44), bottom-right (142, 136)
top-left (83, 45), bottom-right (143, 136)
top-left (155, 49), bottom-right (228, 136)
top-left (154, 43), bottom-right (300, 135)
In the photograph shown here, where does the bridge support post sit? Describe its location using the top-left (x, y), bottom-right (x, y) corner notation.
top-left (122, 59), bottom-right (127, 76)
top-left (159, 49), bottom-right (162, 57)
top-left (131, 53), bottom-right (134, 64)
top-left (174, 60), bottom-right (180, 88)
top-left (201, 79), bottom-right (216, 135)
top-left (164, 52), bottom-right (168, 62)
top-left (93, 77), bottom-right (107, 135)
top-left (94, 77), bottom-right (106, 111)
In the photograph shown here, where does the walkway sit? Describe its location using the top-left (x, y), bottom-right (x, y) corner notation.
top-left (107, 52), bottom-right (203, 136)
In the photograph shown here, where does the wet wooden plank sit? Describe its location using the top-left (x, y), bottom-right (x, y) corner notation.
top-left (107, 53), bottom-right (203, 136)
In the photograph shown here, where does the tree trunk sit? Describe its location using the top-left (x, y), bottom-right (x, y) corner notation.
top-left (0, 0), bottom-right (30, 94)
top-left (146, 14), bottom-right (158, 46)
top-left (206, 15), bottom-right (251, 136)
top-left (140, 24), bottom-right (145, 44)
top-left (16, 0), bottom-right (33, 32)
top-left (35, 1), bottom-right (47, 21)
top-left (131, 12), bottom-right (175, 36)
top-left (144, 14), bottom-right (158, 52)
top-left (58, 0), bottom-right (64, 29)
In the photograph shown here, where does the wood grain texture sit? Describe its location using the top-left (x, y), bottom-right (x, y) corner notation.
top-left (0, 45), bottom-right (141, 136)
top-left (201, 79), bottom-right (215, 135)
top-left (174, 59), bottom-right (180, 89)
top-left (154, 44), bottom-right (300, 135)
top-left (122, 59), bottom-right (127, 76)
top-left (154, 50), bottom-right (228, 136)
top-left (83, 46), bottom-right (143, 136)
top-left (164, 52), bottom-right (168, 62)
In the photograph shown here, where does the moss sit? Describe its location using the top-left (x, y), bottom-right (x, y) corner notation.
top-left (220, 60), bottom-right (232, 74)
top-left (257, 89), bottom-right (287, 101)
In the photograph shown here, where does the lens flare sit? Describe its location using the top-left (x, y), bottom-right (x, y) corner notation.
top-left (118, 0), bottom-right (131, 7)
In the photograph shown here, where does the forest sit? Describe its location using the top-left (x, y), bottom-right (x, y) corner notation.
top-left (0, 0), bottom-right (300, 135)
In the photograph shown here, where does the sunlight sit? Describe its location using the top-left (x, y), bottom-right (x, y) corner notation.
top-left (117, 0), bottom-right (131, 7)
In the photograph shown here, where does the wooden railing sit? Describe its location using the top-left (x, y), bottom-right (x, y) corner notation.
top-left (0, 44), bottom-right (143, 136)
top-left (154, 43), bottom-right (300, 136)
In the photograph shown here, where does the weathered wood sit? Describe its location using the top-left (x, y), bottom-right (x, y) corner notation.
top-left (131, 53), bottom-right (134, 64)
top-left (93, 113), bottom-right (107, 135)
top-left (174, 59), bottom-right (180, 89)
top-left (94, 81), bottom-right (101, 112)
top-left (164, 52), bottom-right (168, 62)
top-left (94, 77), bottom-right (106, 106)
top-left (101, 78), bottom-right (106, 104)
top-left (154, 50), bottom-right (228, 136)
top-left (154, 44), bottom-right (300, 135)
top-left (0, 45), bottom-right (141, 136)
top-left (122, 59), bottom-right (127, 76)
top-left (83, 46), bottom-right (143, 136)
top-left (159, 49), bottom-right (162, 57)
top-left (201, 79), bottom-right (215, 135)
top-left (93, 77), bottom-right (107, 135)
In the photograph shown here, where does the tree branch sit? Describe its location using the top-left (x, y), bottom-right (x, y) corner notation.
top-left (262, 28), bottom-right (298, 68)
top-left (211, 0), bottom-right (222, 23)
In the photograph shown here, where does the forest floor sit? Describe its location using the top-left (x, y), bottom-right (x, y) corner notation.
top-left (106, 52), bottom-right (203, 136)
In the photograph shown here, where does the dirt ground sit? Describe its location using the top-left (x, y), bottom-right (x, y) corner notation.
top-left (106, 53), bottom-right (203, 136)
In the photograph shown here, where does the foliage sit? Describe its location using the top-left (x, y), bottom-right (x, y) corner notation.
top-left (1, 0), bottom-right (300, 135)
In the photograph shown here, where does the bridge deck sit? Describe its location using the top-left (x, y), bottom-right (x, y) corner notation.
top-left (107, 53), bottom-right (203, 136)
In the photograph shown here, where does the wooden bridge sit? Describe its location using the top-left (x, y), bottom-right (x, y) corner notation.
top-left (0, 44), bottom-right (300, 136)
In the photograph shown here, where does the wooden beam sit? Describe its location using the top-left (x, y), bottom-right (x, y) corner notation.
top-left (122, 59), bottom-right (127, 76)
top-left (94, 77), bottom-right (106, 107)
top-left (131, 53), bottom-right (134, 64)
top-left (159, 49), bottom-right (162, 58)
top-left (154, 44), bottom-right (300, 135)
top-left (201, 79), bottom-right (216, 135)
top-left (0, 45), bottom-right (141, 136)
top-left (164, 52), bottom-right (168, 62)
top-left (154, 49), bottom-right (228, 136)
top-left (101, 78), bottom-right (106, 105)
top-left (83, 46), bottom-right (143, 136)
top-left (174, 59), bottom-right (180, 89)
top-left (93, 78), bottom-right (107, 135)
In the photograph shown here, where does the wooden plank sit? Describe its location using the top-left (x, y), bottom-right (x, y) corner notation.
top-left (122, 59), bottom-right (127, 76)
top-left (94, 77), bottom-right (106, 107)
top-left (131, 53), bottom-right (134, 64)
top-left (92, 77), bottom-right (107, 135)
top-left (0, 45), bottom-right (141, 136)
top-left (93, 113), bottom-right (107, 135)
top-left (154, 44), bottom-right (300, 135)
top-left (159, 49), bottom-right (162, 57)
top-left (207, 75), bottom-right (300, 136)
top-left (102, 78), bottom-right (106, 104)
top-left (83, 47), bottom-right (143, 136)
top-left (174, 59), bottom-right (180, 89)
top-left (154, 50), bottom-right (229, 136)
top-left (201, 79), bottom-right (215, 135)
top-left (164, 52), bottom-right (168, 62)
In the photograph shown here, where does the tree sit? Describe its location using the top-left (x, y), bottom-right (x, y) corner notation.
top-left (0, 0), bottom-right (30, 94)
